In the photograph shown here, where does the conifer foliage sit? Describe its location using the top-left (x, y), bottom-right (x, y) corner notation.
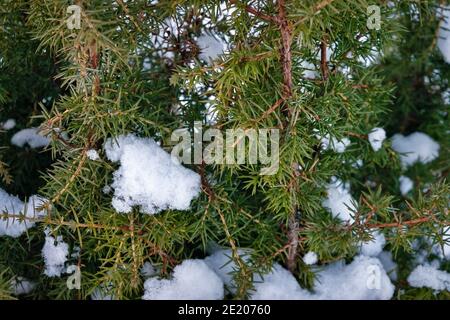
top-left (0, 0), bottom-right (449, 300)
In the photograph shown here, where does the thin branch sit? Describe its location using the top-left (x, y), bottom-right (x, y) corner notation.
top-left (365, 217), bottom-right (448, 229)
top-left (345, 131), bottom-right (368, 139)
top-left (0, 212), bottom-right (129, 232)
top-left (296, 0), bottom-right (337, 25)
top-left (275, 0), bottom-right (300, 273)
top-left (252, 98), bottom-right (284, 124)
top-left (277, 0), bottom-right (294, 103)
top-left (320, 38), bottom-right (329, 80)
top-left (50, 150), bottom-right (88, 206)
top-left (198, 161), bottom-right (215, 201)
top-left (286, 215), bottom-right (299, 271)
top-left (229, 0), bottom-right (276, 22)
top-left (128, 214), bottom-right (139, 288)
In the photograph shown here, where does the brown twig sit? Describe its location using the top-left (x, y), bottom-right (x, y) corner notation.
top-left (275, 0), bottom-right (300, 273)
top-left (351, 84), bottom-right (369, 89)
top-left (351, 197), bottom-right (449, 230)
top-left (198, 161), bottom-right (215, 201)
top-left (276, 0), bottom-right (293, 105)
top-left (239, 51), bottom-right (273, 63)
top-left (253, 98), bottom-right (284, 124)
top-left (365, 217), bottom-right (444, 229)
top-left (345, 131), bottom-right (368, 140)
top-left (320, 38), bottom-right (329, 80)
top-left (229, 0), bottom-right (276, 22)
top-left (296, 0), bottom-right (337, 25)
top-left (286, 215), bottom-right (299, 271)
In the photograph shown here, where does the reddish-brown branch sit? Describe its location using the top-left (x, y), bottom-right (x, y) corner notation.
top-left (277, 0), bottom-right (293, 103)
top-left (275, 0), bottom-right (298, 272)
top-left (351, 84), bottom-right (369, 89)
top-left (320, 38), bottom-right (329, 80)
top-left (198, 161), bottom-right (215, 201)
top-left (365, 217), bottom-right (449, 229)
top-left (346, 131), bottom-right (368, 140)
top-left (88, 40), bottom-right (101, 96)
top-left (286, 215), bottom-right (299, 272)
top-left (314, 0), bottom-right (336, 13)
top-left (230, 0), bottom-right (275, 22)
top-left (351, 196), bottom-right (449, 230)
top-left (253, 98), bottom-right (284, 124)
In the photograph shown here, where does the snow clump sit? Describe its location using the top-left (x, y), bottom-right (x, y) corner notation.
top-left (104, 134), bottom-right (201, 215)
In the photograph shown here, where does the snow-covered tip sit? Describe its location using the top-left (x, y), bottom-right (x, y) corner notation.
top-left (11, 128), bottom-right (50, 149)
top-left (318, 134), bottom-right (350, 153)
top-left (391, 132), bottom-right (440, 167)
top-left (322, 177), bottom-right (356, 223)
top-left (143, 259), bottom-right (224, 300)
top-left (10, 277), bottom-right (35, 296)
top-left (1, 119), bottom-right (16, 131)
top-left (303, 251), bottom-right (318, 265)
top-left (368, 127), bottom-right (386, 152)
top-left (42, 230), bottom-right (69, 277)
top-left (104, 134), bottom-right (201, 215)
top-left (399, 175), bottom-right (413, 196)
top-left (86, 149), bottom-right (100, 161)
top-left (0, 190), bottom-right (48, 237)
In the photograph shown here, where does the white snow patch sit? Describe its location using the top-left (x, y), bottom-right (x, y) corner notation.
top-left (150, 17), bottom-right (179, 60)
top-left (301, 60), bottom-right (318, 79)
top-left (368, 127), bottom-right (386, 152)
top-left (10, 277), bottom-right (35, 295)
top-left (322, 177), bottom-right (356, 223)
top-left (377, 251), bottom-right (397, 281)
top-left (197, 33), bottom-right (225, 62)
top-left (0, 190), bottom-right (47, 237)
top-left (303, 251), bottom-right (318, 265)
top-left (251, 263), bottom-right (312, 299)
top-left (204, 248), bottom-right (252, 294)
top-left (352, 159), bottom-right (364, 168)
top-left (2, 119), bottom-right (16, 130)
top-left (391, 132), bottom-right (440, 167)
top-left (360, 231), bottom-right (386, 257)
top-left (104, 134), bottom-right (201, 214)
top-left (42, 230), bottom-right (69, 277)
top-left (206, 250), bottom-right (394, 300)
top-left (309, 255), bottom-right (395, 300)
top-left (437, 5), bottom-right (450, 64)
top-left (86, 149), bottom-right (100, 161)
top-left (11, 128), bottom-right (50, 149)
top-left (252, 255), bottom-right (394, 300)
top-left (399, 175), bottom-right (414, 195)
top-left (141, 262), bottom-right (157, 278)
top-left (407, 264), bottom-right (450, 291)
top-left (142, 259), bottom-right (224, 300)
top-left (91, 283), bottom-right (115, 300)
top-left (317, 133), bottom-right (350, 153)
